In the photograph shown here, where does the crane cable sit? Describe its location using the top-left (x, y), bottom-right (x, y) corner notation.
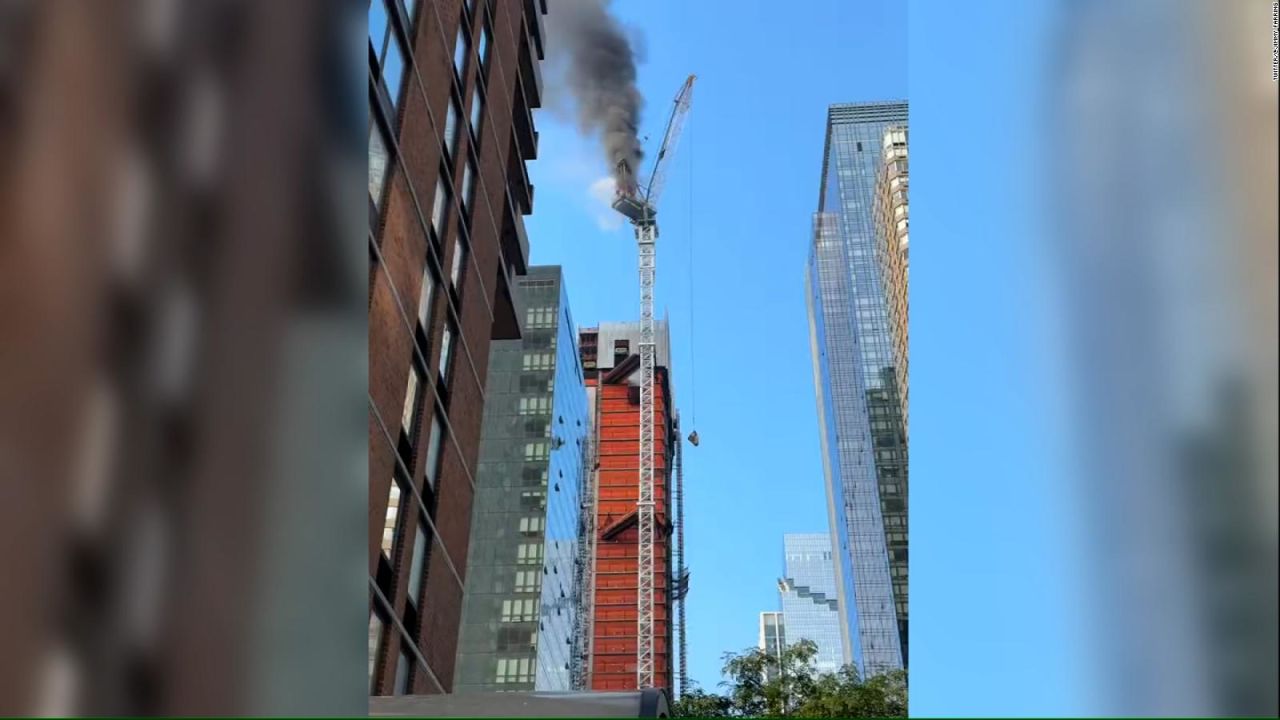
top-left (686, 103), bottom-right (697, 430)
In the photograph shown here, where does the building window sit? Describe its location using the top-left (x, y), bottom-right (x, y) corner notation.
top-left (400, 363), bottom-right (421, 437)
top-left (516, 542), bottom-right (543, 565)
top-left (495, 657), bottom-right (532, 684)
top-left (522, 352), bottom-right (552, 371)
top-left (431, 175), bottom-right (450, 241)
top-left (501, 598), bottom-right (537, 622)
top-left (518, 396), bottom-right (550, 415)
top-left (477, 22), bottom-right (492, 74)
top-left (407, 524), bottom-right (428, 607)
top-left (461, 156), bottom-right (476, 215)
top-left (381, 478), bottom-right (403, 558)
top-left (369, 611), bottom-right (385, 692)
top-left (519, 516), bottom-right (544, 534)
top-left (438, 323), bottom-right (455, 384)
top-left (424, 411), bottom-right (443, 491)
top-left (525, 306), bottom-right (553, 328)
top-left (523, 442), bottom-right (548, 461)
top-left (395, 647), bottom-right (412, 694)
top-left (369, 0), bottom-right (407, 109)
top-left (369, 121), bottom-right (391, 208)
top-left (416, 266), bottom-right (436, 333)
top-left (469, 86), bottom-right (484, 142)
top-left (369, 0), bottom-right (388, 51)
top-left (514, 570), bottom-right (539, 593)
top-left (453, 26), bottom-right (469, 80)
top-left (450, 235), bottom-right (469, 290)
top-left (444, 96), bottom-right (461, 161)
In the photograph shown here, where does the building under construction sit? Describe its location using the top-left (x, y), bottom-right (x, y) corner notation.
top-left (575, 321), bottom-right (686, 695)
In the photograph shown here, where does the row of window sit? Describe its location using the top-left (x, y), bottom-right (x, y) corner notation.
top-left (369, 0), bottom-right (412, 113)
top-left (369, 0), bottom-right (497, 699)
top-left (370, 0), bottom-right (488, 397)
top-left (514, 569), bottom-right (540, 593)
top-left (882, 128), bottom-right (908, 148)
top-left (517, 396), bottom-right (551, 415)
top-left (786, 551), bottom-right (834, 562)
top-left (398, 364), bottom-right (447, 479)
top-left (495, 657), bottom-right (533, 684)
top-left (516, 543), bottom-right (543, 565)
top-left (501, 598), bottom-right (538, 622)
top-left (526, 306), bottom-right (556, 328)
top-left (522, 352), bottom-right (554, 370)
top-left (524, 442), bottom-right (548, 461)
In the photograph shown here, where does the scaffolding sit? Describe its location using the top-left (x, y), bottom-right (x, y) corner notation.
top-left (573, 380), bottom-right (603, 690)
top-left (673, 414), bottom-right (690, 698)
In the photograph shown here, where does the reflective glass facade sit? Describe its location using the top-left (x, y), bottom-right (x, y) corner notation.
top-left (455, 267), bottom-right (589, 692)
top-left (805, 102), bottom-right (908, 675)
top-left (778, 534), bottom-right (845, 675)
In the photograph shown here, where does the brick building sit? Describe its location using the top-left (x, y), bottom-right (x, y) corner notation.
top-left (578, 322), bottom-right (676, 694)
top-left (368, 0), bottom-right (548, 695)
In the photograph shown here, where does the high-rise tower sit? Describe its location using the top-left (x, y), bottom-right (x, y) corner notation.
top-left (577, 321), bottom-right (677, 695)
top-left (873, 126), bottom-right (910, 438)
top-left (777, 534), bottom-right (845, 676)
top-left (454, 267), bottom-right (588, 693)
top-left (758, 612), bottom-right (786, 682)
top-left (805, 101), bottom-right (909, 675)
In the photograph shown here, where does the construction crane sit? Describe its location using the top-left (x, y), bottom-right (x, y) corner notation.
top-left (611, 73), bottom-right (695, 691)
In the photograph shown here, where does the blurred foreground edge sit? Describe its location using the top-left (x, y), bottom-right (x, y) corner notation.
top-left (0, 1), bottom-right (367, 715)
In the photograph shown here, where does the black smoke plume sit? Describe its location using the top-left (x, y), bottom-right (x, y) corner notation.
top-left (547, 0), bottom-right (645, 193)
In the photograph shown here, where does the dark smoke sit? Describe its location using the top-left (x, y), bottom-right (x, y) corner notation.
top-left (547, 0), bottom-right (645, 193)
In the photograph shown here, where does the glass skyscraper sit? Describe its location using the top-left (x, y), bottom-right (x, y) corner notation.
top-left (454, 266), bottom-right (589, 692)
top-left (778, 534), bottom-right (845, 675)
top-left (805, 101), bottom-right (909, 675)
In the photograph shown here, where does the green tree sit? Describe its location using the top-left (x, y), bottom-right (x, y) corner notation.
top-left (671, 686), bottom-right (733, 718)
top-left (672, 639), bottom-right (906, 718)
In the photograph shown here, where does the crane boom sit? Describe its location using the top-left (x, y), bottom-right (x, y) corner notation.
top-left (609, 75), bottom-right (695, 691)
top-left (641, 75), bottom-right (696, 209)
top-left (612, 75), bottom-right (696, 225)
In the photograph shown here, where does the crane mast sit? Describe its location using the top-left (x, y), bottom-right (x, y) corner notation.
top-left (611, 74), bottom-right (694, 691)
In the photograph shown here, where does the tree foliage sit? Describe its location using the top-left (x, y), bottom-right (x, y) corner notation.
top-left (672, 639), bottom-right (906, 718)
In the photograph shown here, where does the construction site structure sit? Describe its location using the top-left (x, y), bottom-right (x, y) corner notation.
top-left (609, 73), bottom-right (695, 692)
top-left (672, 411), bottom-right (690, 697)
top-left (577, 323), bottom-right (677, 693)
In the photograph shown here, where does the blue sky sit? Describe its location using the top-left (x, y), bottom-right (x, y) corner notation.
top-left (525, 0), bottom-right (906, 692)
top-left (908, 1), bottom-right (1093, 715)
